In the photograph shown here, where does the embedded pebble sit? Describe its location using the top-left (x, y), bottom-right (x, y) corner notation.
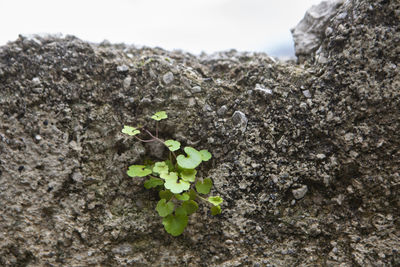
top-left (232, 111), bottom-right (248, 128)
top-left (254, 84), bottom-right (272, 95)
top-left (123, 76), bottom-right (132, 89)
top-left (217, 105), bottom-right (227, 116)
top-left (163, 72), bottom-right (174, 84)
top-left (302, 90), bottom-right (312, 98)
top-left (191, 86), bottom-right (202, 93)
top-left (32, 77), bottom-right (41, 85)
top-left (292, 185), bottom-right (308, 200)
top-left (117, 65), bottom-right (129, 72)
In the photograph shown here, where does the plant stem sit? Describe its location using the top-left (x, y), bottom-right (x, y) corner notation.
top-left (156, 121), bottom-right (159, 138)
top-left (196, 194), bottom-right (211, 205)
top-left (134, 136), bottom-right (156, 143)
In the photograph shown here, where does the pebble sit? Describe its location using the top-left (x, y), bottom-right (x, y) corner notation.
top-left (191, 86), bottom-right (202, 93)
top-left (302, 90), bottom-right (312, 98)
top-left (217, 105), bottom-right (227, 116)
top-left (32, 77), bottom-right (41, 85)
top-left (254, 84), bottom-right (272, 95)
top-left (72, 172), bottom-right (83, 183)
top-left (292, 185), bottom-right (308, 199)
top-left (123, 76), bottom-right (132, 89)
top-left (35, 135), bottom-right (42, 141)
top-left (232, 111), bottom-right (248, 130)
top-left (163, 72), bottom-right (174, 84)
top-left (117, 65), bottom-right (129, 72)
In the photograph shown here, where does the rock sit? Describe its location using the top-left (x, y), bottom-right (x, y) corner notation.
top-left (116, 65), bottom-right (129, 72)
top-left (217, 105), bottom-right (227, 116)
top-left (32, 77), bottom-right (41, 85)
top-left (1, 1), bottom-right (399, 265)
top-left (123, 76), bottom-right (132, 89)
top-left (163, 72), bottom-right (174, 84)
top-left (146, 140), bottom-right (165, 159)
top-left (232, 111), bottom-right (248, 132)
top-left (254, 84), bottom-right (272, 95)
top-left (291, 0), bottom-right (345, 61)
top-left (292, 185), bottom-right (308, 200)
top-left (302, 90), bottom-right (311, 98)
top-left (191, 86), bottom-right (202, 93)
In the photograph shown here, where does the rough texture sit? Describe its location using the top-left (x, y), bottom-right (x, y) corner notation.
top-left (0, 0), bottom-right (399, 266)
top-left (291, 0), bottom-right (345, 62)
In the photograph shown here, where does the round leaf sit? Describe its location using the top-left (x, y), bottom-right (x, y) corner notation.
top-left (176, 147), bottom-right (202, 169)
top-left (127, 165), bottom-right (152, 177)
top-left (156, 199), bottom-right (174, 217)
top-left (211, 205), bottom-right (222, 215)
top-left (144, 177), bottom-right (164, 189)
top-left (199, 149), bottom-right (212, 161)
top-left (160, 171), bottom-right (178, 181)
top-left (207, 196), bottom-right (223, 206)
top-left (161, 172), bottom-right (190, 194)
top-left (195, 178), bottom-right (212, 194)
top-left (182, 200), bottom-right (198, 215)
top-left (164, 139), bottom-right (181, 152)
top-left (122, 125), bottom-right (140, 136)
top-left (159, 190), bottom-right (173, 201)
top-left (175, 193), bottom-right (190, 201)
top-left (162, 210), bottom-right (188, 236)
top-left (180, 169), bottom-right (197, 182)
top-left (151, 111), bottom-right (168, 121)
top-left (153, 161), bottom-right (169, 175)
top-left (188, 189), bottom-right (197, 201)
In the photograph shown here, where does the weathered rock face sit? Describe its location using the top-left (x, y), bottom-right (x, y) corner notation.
top-left (291, 0), bottom-right (345, 62)
top-left (0, 0), bottom-right (399, 266)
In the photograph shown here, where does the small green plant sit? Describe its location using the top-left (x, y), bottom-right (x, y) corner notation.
top-left (122, 111), bottom-right (223, 236)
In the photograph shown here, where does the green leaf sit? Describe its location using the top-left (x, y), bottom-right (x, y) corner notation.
top-left (162, 209), bottom-right (188, 236)
top-left (127, 165), bottom-right (152, 177)
top-left (153, 161), bottom-right (169, 175)
top-left (175, 193), bottom-right (190, 201)
top-left (156, 199), bottom-right (174, 217)
top-left (195, 178), bottom-right (212, 194)
top-left (144, 177), bottom-right (164, 189)
top-left (160, 171), bottom-right (178, 180)
top-left (182, 200), bottom-right (198, 215)
top-left (164, 139), bottom-right (181, 152)
top-left (199, 149), bottom-right (212, 161)
top-left (159, 189), bottom-right (173, 201)
top-left (188, 189), bottom-right (197, 201)
top-left (208, 196), bottom-right (223, 206)
top-left (151, 111), bottom-right (168, 121)
top-left (177, 147), bottom-right (202, 169)
top-left (161, 172), bottom-right (190, 194)
top-left (180, 169), bottom-right (197, 182)
top-left (122, 125), bottom-right (140, 136)
top-left (165, 160), bottom-right (175, 172)
top-left (211, 205), bottom-right (221, 215)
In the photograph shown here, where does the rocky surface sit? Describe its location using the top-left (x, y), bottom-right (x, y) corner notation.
top-left (291, 0), bottom-right (345, 63)
top-left (0, 0), bottom-right (399, 266)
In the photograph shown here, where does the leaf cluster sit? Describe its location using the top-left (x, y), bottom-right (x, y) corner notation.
top-left (122, 111), bottom-right (223, 236)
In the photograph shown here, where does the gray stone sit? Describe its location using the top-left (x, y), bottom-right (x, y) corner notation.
top-left (32, 77), bottom-right (41, 85)
top-left (163, 72), bottom-right (174, 84)
top-left (291, 0), bottom-right (345, 61)
top-left (217, 105), bottom-right (227, 116)
top-left (292, 185), bottom-right (308, 200)
top-left (254, 84), bottom-right (272, 95)
top-left (123, 76), bottom-right (132, 89)
top-left (302, 90), bottom-right (312, 98)
top-left (232, 111), bottom-right (248, 132)
top-left (191, 86), bottom-right (202, 93)
top-left (117, 65), bottom-right (129, 72)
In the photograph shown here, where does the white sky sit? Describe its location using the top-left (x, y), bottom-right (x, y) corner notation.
top-left (0, 0), bottom-right (322, 57)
